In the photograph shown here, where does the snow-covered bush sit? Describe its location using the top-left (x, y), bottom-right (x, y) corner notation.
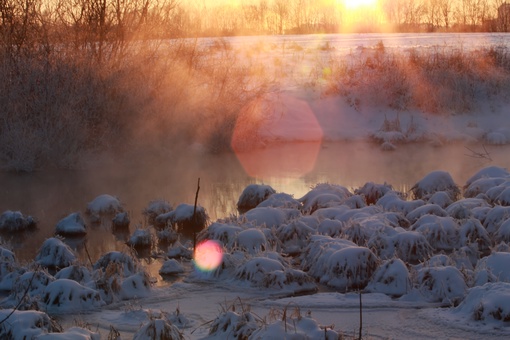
top-left (483, 206), bottom-right (510, 235)
top-left (55, 212), bottom-right (87, 236)
top-left (37, 327), bottom-right (100, 339)
top-left (235, 228), bottom-right (267, 254)
top-left (120, 271), bottom-right (152, 300)
top-left (112, 211), bottom-right (130, 230)
top-left (355, 182), bottom-right (394, 205)
top-left (6, 270), bottom-right (55, 308)
top-left (155, 203), bottom-right (208, 233)
top-left (365, 258), bottom-right (411, 297)
top-left (167, 241), bottom-right (193, 260)
top-left (55, 265), bottom-right (93, 285)
top-left (411, 215), bottom-right (458, 251)
top-left (320, 246), bottom-right (379, 291)
top-left (406, 204), bottom-right (447, 224)
top-left (143, 200), bottom-right (173, 225)
top-left (416, 266), bottom-right (467, 304)
top-left (93, 251), bottom-right (139, 277)
top-left (445, 198), bottom-right (491, 219)
top-left (392, 231), bottom-right (432, 264)
top-left (495, 218), bottom-right (510, 243)
top-left (463, 177), bottom-right (506, 198)
top-left (474, 252), bottom-right (510, 285)
top-left (235, 257), bottom-right (316, 292)
top-left (35, 237), bottom-right (77, 269)
top-left (376, 192), bottom-right (424, 215)
top-left (0, 246), bottom-right (17, 280)
top-left (275, 220), bottom-right (315, 255)
top-left (42, 279), bottom-right (104, 313)
top-left (133, 317), bottom-right (183, 340)
top-left (455, 282), bottom-right (510, 323)
top-left (0, 210), bottom-right (36, 232)
top-left (159, 259), bottom-right (185, 275)
top-left (458, 219), bottom-right (491, 255)
top-left (244, 207), bottom-right (291, 229)
top-left (299, 183), bottom-right (352, 214)
top-left (86, 194), bottom-right (124, 223)
top-left (317, 219), bottom-right (344, 237)
top-left (300, 193), bottom-right (344, 214)
top-left (156, 226), bottom-right (179, 245)
top-left (410, 170), bottom-right (460, 201)
top-left (197, 222), bottom-right (243, 249)
top-left (207, 310), bottom-right (258, 339)
top-left (249, 313), bottom-right (339, 340)
top-left (127, 228), bottom-right (153, 248)
top-left (427, 191), bottom-right (453, 208)
top-left (300, 235), bottom-right (357, 278)
top-left (237, 184), bottom-right (276, 211)
top-left (0, 309), bottom-right (58, 339)
top-left (464, 166), bottom-right (510, 189)
top-left (495, 187), bottom-right (510, 206)
top-left (256, 192), bottom-right (301, 209)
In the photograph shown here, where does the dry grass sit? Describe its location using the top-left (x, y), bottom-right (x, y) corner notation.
top-left (322, 42), bottom-right (510, 114)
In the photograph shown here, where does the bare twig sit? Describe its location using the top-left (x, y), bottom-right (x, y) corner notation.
top-left (0, 265), bottom-right (40, 326)
top-left (464, 145), bottom-right (492, 161)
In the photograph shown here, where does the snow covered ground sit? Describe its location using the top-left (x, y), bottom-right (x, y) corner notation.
top-left (2, 33), bottom-right (510, 339)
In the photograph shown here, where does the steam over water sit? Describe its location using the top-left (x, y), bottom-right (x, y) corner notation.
top-left (1, 141), bottom-right (509, 262)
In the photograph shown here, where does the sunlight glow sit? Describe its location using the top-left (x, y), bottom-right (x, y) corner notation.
top-left (342, 0), bottom-right (378, 10)
top-left (194, 240), bottom-right (223, 272)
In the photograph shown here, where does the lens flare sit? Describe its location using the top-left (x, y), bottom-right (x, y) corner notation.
top-left (194, 240), bottom-right (223, 272)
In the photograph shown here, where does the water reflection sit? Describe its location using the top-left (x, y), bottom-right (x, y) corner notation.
top-left (1, 141), bottom-right (509, 263)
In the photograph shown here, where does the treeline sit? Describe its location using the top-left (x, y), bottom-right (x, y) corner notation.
top-left (2, 0), bottom-right (510, 52)
top-left (0, 0), bottom-right (267, 171)
top-left (188, 0), bottom-right (510, 35)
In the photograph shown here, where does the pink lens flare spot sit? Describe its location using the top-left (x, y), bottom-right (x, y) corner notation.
top-left (194, 240), bottom-right (223, 272)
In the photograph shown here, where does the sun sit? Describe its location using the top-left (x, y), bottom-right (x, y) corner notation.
top-left (342, 0), bottom-right (378, 10)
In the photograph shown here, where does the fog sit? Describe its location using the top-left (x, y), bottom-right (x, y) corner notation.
top-left (2, 140), bottom-right (509, 263)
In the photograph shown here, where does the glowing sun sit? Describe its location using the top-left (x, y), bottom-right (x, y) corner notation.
top-left (342, 0), bottom-right (378, 10)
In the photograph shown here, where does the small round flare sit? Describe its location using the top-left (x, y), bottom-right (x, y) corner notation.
top-left (194, 240), bottom-right (223, 272)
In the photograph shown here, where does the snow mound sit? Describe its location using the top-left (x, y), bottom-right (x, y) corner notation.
top-left (0, 210), bottom-right (36, 232)
top-left (244, 207), bottom-right (291, 228)
top-left (455, 282), bottom-right (510, 322)
top-left (474, 252), bottom-right (510, 285)
top-left (320, 246), bottom-right (379, 291)
top-left (276, 220), bottom-right (316, 255)
top-left (365, 258), bottom-right (411, 297)
top-left (37, 327), bottom-right (100, 340)
top-left (235, 228), bottom-right (267, 254)
top-left (86, 194), bottom-right (124, 223)
top-left (256, 192), bottom-right (301, 209)
top-left (299, 183), bottom-right (352, 214)
top-left (42, 279), bottom-right (104, 313)
top-left (0, 309), bottom-right (57, 339)
top-left (234, 257), bottom-right (316, 293)
top-left (249, 314), bottom-right (339, 340)
top-left (159, 259), bottom-right (185, 275)
top-left (411, 170), bottom-right (460, 201)
top-left (112, 211), bottom-right (130, 230)
top-left (155, 203), bottom-right (208, 233)
top-left (355, 182), bottom-right (394, 205)
top-left (93, 251), bottom-right (139, 277)
top-left (143, 200), bottom-right (173, 225)
top-left (127, 228), bottom-right (153, 248)
top-left (35, 237), bottom-right (77, 269)
top-left (237, 184), bottom-right (276, 211)
top-left (416, 266), bottom-right (467, 304)
top-left (55, 212), bottom-right (87, 236)
top-left (464, 166), bottom-right (510, 189)
top-left (133, 317), bottom-right (183, 340)
top-left (376, 192), bottom-right (424, 215)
